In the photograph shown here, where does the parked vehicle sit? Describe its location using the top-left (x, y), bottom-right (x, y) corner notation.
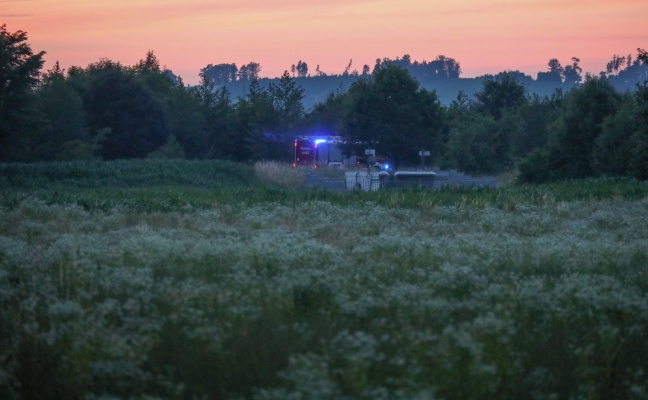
top-left (292, 137), bottom-right (316, 167)
top-left (293, 135), bottom-right (390, 169)
top-left (315, 137), bottom-right (348, 168)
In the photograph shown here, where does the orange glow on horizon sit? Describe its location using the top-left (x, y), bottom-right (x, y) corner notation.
top-left (2, 0), bottom-right (646, 84)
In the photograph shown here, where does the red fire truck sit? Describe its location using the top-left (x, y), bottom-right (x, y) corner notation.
top-left (293, 136), bottom-right (390, 170)
top-left (292, 137), bottom-right (316, 167)
top-left (293, 136), bottom-right (349, 168)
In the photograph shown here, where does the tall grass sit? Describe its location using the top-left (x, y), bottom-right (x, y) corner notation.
top-left (1, 160), bottom-right (648, 399)
top-left (254, 160), bottom-right (306, 188)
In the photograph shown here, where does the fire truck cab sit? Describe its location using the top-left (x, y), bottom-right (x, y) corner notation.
top-left (293, 137), bottom-right (316, 167)
top-left (293, 136), bottom-right (351, 168)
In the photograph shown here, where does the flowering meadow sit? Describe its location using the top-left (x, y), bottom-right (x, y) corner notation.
top-left (1, 160), bottom-right (648, 400)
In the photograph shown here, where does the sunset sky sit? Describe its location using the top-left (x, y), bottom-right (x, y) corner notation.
top-left (2, 0), bottom-right (647, 85)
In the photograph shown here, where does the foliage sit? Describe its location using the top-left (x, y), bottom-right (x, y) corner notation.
top-left (599, 50), bottom-right (648, 91)
top-left (446, 111), bottom-right (518, 174)
top-left (201, 62), bottom-right (239, 85)
top-left (190, 77), bottom-right (237, 159)
top-left (536, 58), bottom-right (563, 84)
top-left (269, 71), bottom-right (306, 132)
top-left (0, 159), bottom-right (256, 194)
top-left (304, 91), bottom-right (348, 138)
top-left (238, 62), bottom-right (262, 82)
top-left (2, 25), bottom-right (648, 185)
top-left (562, 57), bottom-right (583, 86)
top-left (374, 54), bottom-right (462, 80)
top-left (547, 77), bottom-right (621, 179)
top-left (199, 61), bottom-right (262, 85)
top-left (474, 71), bottom-right (528, 120)
top-left (236, 78), bottom-right (283, 161)
top-left (32, 62), bottom-right (96, 161)
top-left (627, 82), bottom-right (648, 179)
top-left (638, 48), bottom-right (648, 64)
top-left (0, 24), bottom-right (46, 161)
top-left (165, 78), bottom-right (210, 159)
top-left (518, 78), bottom-right (630, 183)
top-left (78, 60), bottom-right (169, 159)
top-left (593, 93), bottom-right (640, 176)
top-left (341, 65), bottom-right (445, 167)
top-left (293, 60), bottom-right (309, 78)
top-left (1, 160), bottom-right (648, 400)
top-left (515, 93), bottom-right (562, 157)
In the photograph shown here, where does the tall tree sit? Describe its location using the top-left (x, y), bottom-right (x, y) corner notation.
top-left (446, 112), bottom-right (514, 174)
top-left (638, 48), bottom-right (648, 65)
top-left (342, 65), bottom-right (445, 167)
top-left (548, 58), bottom-right (564, 75)
top-left (33, 61), bottom-right (95, 160)
top-left (427, 55), bottom-right (461, 79)
top-left (593, 93), bottom-right (639, 176)
top-left (206, 86), bottom-right (238, 159)
top-left (628, 81), bottom-right (648, 179)
top-left (296, 60), bottom-right (308, 78)
top-left (605, 54), bottom-right (627, 76)
top-left (79, 60), bottom-right (169, 159)
top-left (562, 57), bottom-right (582, 86)
top-left (269, 71), bottom-right (305, 133)
top-left (446, 104), bottom-right (523, 174)
top-left (0, 24), bottom-right (46, 161)
top-left (133, 50), bottom-right (161, 74)
top-left (605, 49), bottom-right (648, 91)
top-left (237, 62), bottom-right (261, 82)
top-left (516, 92), bottom-right (561, 157)
top-left (475, 72), bottom-right (528, 119)
top-left (306, 91), bottom-right (347, 136)
top-left (188, 75), bottom-right (237, 159)
top-left (192, 73), bottom-right (218, 110)
top-left (166, 80), bottom-right (209, 159)
top-left (236, 78), bottom-right (279, 160)
top-left (343, 59), bottom-right (353, 76)
top-left (200, 63), bottom-right (238, 85)
top-left (546, 77), bottom-right (621, 179)
top-left (537, 58), bottom-right (563, 84)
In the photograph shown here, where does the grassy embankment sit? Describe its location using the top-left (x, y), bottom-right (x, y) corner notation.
top-left (1, 159), bottom-right (647, 400)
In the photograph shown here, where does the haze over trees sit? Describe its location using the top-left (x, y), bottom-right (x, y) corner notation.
top-left (1, 24), bottom-right (647, 181)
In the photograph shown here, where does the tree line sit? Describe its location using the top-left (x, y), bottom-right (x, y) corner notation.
top-left (1, 24), bottom-right (647, 182)
top-left (202, 55), bottom-right (463, 85)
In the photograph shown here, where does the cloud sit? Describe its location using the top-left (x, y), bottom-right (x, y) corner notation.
top-left (0, 13), bottom-right (34, 17)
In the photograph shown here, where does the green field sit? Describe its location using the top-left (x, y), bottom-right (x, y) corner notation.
top-left (1, 160), bottom-right (648, 400)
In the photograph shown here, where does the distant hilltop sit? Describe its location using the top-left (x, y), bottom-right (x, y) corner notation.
top-left (219, 70), bottom-right (647, 110)
top-left (203, 53), bottom-right (648, 109)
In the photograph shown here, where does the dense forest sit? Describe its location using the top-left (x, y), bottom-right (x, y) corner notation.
top-left (1, 24), bottom-right (647, 182)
